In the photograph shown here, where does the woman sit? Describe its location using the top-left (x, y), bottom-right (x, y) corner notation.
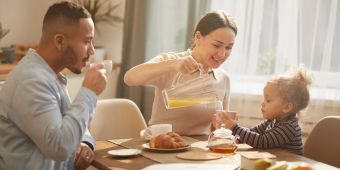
top-left (124, 10), bottom-right (237, 135)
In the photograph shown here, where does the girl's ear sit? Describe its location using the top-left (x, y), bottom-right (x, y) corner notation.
top-left (283, 102), bottom-right (293, 113)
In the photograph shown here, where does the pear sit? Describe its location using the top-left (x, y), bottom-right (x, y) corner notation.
top-left (254, 158), bottom-right (274, 170)
top-left (267, 161), bottom-right (288, 170)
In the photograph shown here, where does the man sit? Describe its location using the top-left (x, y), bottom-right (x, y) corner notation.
top-left (0, 1), bottom-right (106, 169)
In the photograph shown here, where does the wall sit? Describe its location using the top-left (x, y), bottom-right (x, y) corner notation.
top-left (0, 0), bottom-right (125, 98)
top-left (0, 0), bottom-right (53, 46)
top-left (0, 0), bottom-right (125, 62)
top-left (90, 0), bottom-right (125, 63)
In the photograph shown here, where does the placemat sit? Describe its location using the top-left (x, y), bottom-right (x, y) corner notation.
top-left (108, 137), bottom-right (240, 165)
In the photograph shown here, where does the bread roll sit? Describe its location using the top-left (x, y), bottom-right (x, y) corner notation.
top-left (149, 132), bottom-right (186, 149)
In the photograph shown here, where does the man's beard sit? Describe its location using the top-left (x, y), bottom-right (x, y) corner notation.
top-left (63, 46), bottom-right (88, 74)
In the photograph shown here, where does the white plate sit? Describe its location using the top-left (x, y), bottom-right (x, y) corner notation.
top-left (143, 163), bottom-right (239, 170)
top-left (142, 143), bottom-right (190, 152)
top-left (107, 149), bottom-right (141, 157)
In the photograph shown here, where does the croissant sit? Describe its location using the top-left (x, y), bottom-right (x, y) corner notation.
top-left (149, 132), bottom-right (186, 149)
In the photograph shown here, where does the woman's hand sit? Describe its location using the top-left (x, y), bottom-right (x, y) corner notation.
top-left (176, 55), bottom-right (201, 74)
top-left (211, 113), bottom-right (219, 129)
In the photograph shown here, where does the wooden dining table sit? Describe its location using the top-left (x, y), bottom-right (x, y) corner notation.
top-left (91, 136), bottom-right (338, 170)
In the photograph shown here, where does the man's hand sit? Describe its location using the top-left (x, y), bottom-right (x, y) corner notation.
top-left (82, 64), bottom-right (107, 95)
top-left (73, 142), bottom-right (94, 170)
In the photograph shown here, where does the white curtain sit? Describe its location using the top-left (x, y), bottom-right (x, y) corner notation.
top-left (143, 1), bottom-right (189, 61)
top-left (210, 0), bottom-right (340, 96)
top-left (144, 0), bottom-right (211, 61)
top-left (210, 0), bottom-right (340, 134)
top-left (140, 0), bottom-right (210, 121)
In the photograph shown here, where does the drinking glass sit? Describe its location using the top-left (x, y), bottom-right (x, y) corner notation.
top-left (103, 60), bottom-right (112, 75)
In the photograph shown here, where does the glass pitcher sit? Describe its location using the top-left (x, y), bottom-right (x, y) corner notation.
top-left (207, 127), bottom-right (238, 154)
top-left (162, 70), bottom-right (219, 109)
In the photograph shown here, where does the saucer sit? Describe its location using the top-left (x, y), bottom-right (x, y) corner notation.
top-left (107, 149), bottom-right (141, 157)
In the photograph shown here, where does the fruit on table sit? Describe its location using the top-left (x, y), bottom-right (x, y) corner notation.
top-left (254, 158), bottom-right (274, 170)
top-left (267, 161), bottom-right (288, 170)
top-left (291, 162), bottom-right (313, 170)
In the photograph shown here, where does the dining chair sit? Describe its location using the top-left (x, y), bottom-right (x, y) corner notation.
top-left (90, 98), bottom-right (147, 140)
top-left (304, 116), bottom-right (340, 168)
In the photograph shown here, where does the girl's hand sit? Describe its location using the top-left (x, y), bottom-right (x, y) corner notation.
top-left (217, 111), bottom-right (237, 129)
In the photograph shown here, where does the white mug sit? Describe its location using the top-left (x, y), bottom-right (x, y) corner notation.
top-left (140, 124), bottom-right (172, 140)
top-left (103, 60), bottom-right (112, 74)
top-left (227, 110), bottom-right (237, 120)
top-left (89, 60), bottom-right (112, 75)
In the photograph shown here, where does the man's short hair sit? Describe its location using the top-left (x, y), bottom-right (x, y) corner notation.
top-left (42, 1), bottom-right (91, 35)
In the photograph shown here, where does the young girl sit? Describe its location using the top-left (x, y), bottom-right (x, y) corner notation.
top-left (215, 68), bottom-right (312, 155)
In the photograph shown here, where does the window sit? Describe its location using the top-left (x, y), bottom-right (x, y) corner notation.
top-left (210, 0), bottom-right (340, 100)
top-left (144, 0), bottom-right (189, 61)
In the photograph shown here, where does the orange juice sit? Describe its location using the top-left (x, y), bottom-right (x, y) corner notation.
top-left (168, 98), bottom-right (216, 108)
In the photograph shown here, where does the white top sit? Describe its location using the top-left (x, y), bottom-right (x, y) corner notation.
top-left (146, 50), bottom-right (230, 135)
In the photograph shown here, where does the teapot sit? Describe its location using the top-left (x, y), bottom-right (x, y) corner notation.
top-left (207, 127), bottom-right (238, 154)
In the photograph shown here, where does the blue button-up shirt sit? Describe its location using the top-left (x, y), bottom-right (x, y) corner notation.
top-left (0, 49), bottom-right (96, 170)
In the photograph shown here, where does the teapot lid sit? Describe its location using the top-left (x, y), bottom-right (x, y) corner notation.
top-left (213, 128), bottom-right (234, 138)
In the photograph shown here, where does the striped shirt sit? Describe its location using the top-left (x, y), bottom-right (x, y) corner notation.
top-left (231, 115), bottom-right (303, 155)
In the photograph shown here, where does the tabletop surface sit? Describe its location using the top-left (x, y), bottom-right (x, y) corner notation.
top-left (92, 136), bottom-right (338, 170)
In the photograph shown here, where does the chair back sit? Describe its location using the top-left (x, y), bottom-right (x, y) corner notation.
top-left (90, 98), bottom-right (147, 140)
top-left (304, 116), bottom-right (340, 168)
